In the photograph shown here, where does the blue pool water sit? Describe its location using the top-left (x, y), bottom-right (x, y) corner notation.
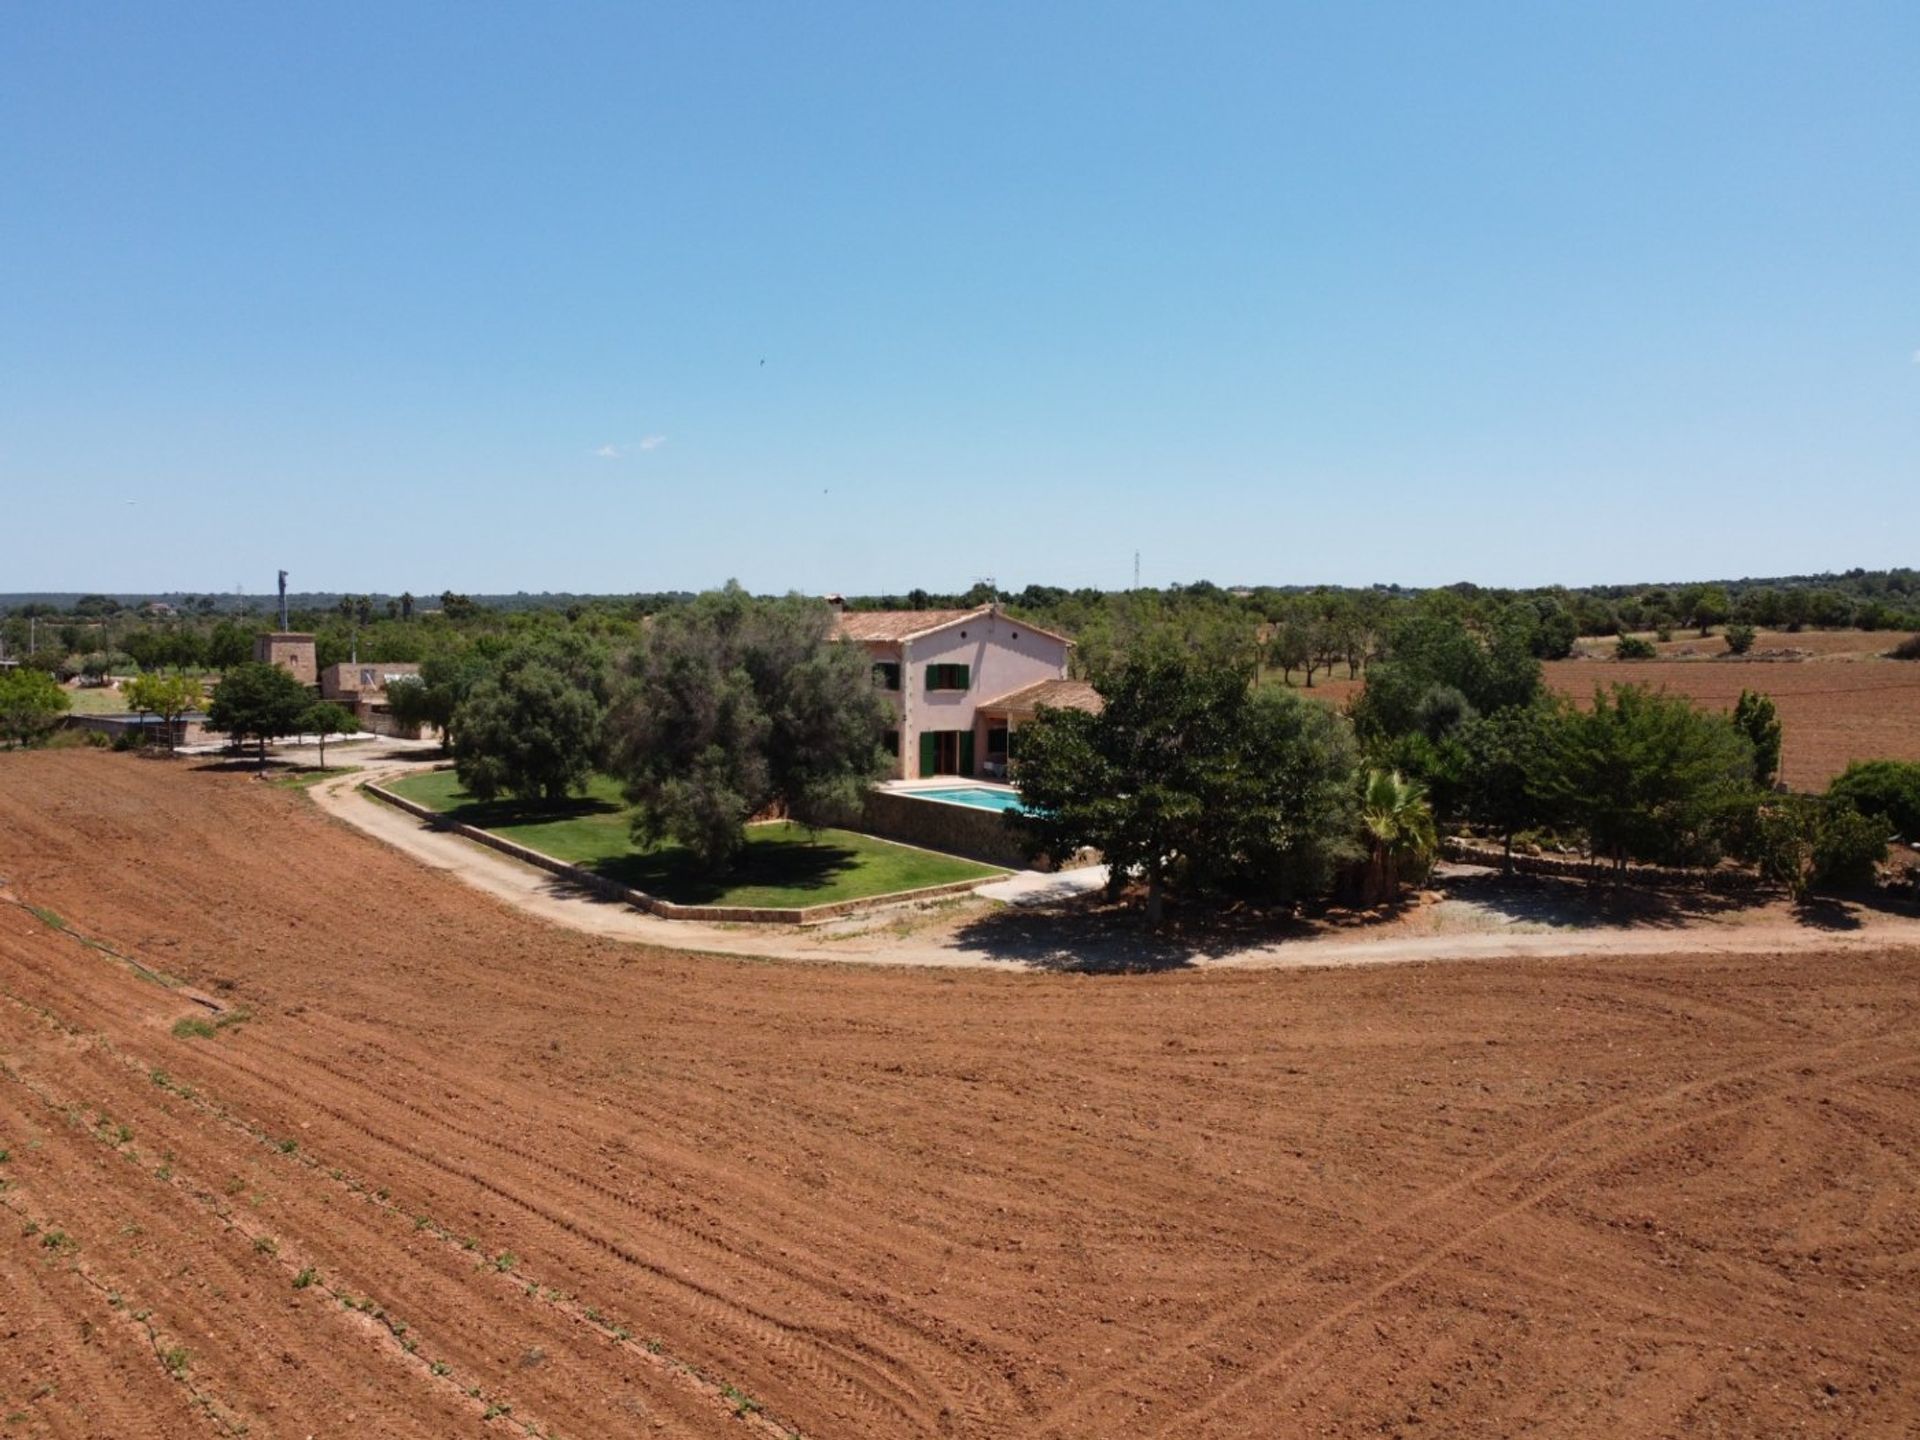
top-left (912, 785), bottom-right (1027, 814)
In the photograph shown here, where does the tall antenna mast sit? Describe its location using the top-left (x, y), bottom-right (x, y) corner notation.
top-left (1134, 550), bottom-right (1141, 590)
top-left (278, 570), bottom-right (289, 630)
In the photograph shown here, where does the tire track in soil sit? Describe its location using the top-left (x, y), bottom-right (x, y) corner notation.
top-left (0, 1211), bottom-right (179, 1440)
top-left (1035, 1024), bottom-right (1917, 1435)
top-left (1149, 1039), bottom-right (1920, 1438)
top-left (4, 873), bottom-right (1021, 1436)
top-left (0, 982), bottom-right (800, 1440)
top-left (199, 1035), bottom-right (965, 1437)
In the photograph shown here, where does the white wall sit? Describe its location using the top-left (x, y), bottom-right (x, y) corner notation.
top-left (902, 613), bottom-right (1068, 776)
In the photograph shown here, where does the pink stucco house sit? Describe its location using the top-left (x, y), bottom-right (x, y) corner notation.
top-left (830, 601), bottom-right (1101, 780)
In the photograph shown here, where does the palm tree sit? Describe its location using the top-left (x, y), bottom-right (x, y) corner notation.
top-left (1358, 768), bottom-right (1438, 905)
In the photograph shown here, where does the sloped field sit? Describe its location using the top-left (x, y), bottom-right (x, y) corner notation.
top-left (1, 751), bottom-right (1917, 1437)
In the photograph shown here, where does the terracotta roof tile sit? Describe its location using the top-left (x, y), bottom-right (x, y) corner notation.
top-left (830, 608), bottom-right (985, 642)
top-left (977, 678), bottom-right (1104, 715)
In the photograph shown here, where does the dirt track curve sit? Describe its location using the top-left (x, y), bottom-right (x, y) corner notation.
top-left (3, 750), bottom-right (1919, 1437)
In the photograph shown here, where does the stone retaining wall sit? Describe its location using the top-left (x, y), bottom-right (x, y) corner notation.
top-left (364, 780), bottom-right (996, 925)
top-left (859, 788), bottom-right (1039, 870)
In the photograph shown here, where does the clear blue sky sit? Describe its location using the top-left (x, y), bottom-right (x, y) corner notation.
top-left (3, 3), bottom-right (1914, 597)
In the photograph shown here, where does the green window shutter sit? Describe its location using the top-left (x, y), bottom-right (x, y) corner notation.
top-left (957, 664), bottom-right (970, 690)
top-left (959, 730), bottom-right (975, 777)
top-left (919, 730), bottom-right (938, 777)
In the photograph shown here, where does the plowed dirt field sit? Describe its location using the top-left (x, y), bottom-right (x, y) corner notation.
top-left (1543, 657), bottom-right (1920, 790)
top-left (3, 751), bottom-right (1918, 1438)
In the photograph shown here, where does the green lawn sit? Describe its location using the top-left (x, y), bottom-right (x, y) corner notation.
top-left (63, 685), bottom-right (137, 715)
top-left (383, 769), bottom-right (1002, 908)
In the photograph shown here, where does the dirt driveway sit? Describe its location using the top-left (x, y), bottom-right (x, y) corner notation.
top-left (311, 755), bottom-right (1920, 973)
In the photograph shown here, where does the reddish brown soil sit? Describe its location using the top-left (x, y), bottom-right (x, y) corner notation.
top-left (1544, 656), bottom-right (1920, 789)
top-left (1269, 636), bottom-right (1920, 791)
top-left (3, 751), bottom-right (1919, 1438)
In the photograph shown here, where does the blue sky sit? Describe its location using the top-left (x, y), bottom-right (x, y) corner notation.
top-left (2, 3), bottom-right (1914, 596)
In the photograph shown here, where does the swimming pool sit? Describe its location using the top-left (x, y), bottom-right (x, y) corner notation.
top-left (910, 785), bottom-right (1028, 814)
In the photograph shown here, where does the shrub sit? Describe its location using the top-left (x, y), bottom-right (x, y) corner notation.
top-left (1888, 634), bottom-right (1920, 661)
top-left (1742, 796), bottom-right (1891, 898)
top-left (0, 668), bottom-right (70, 747)
top-left (1614, 635), bottom-right (1657, 661)
top-left (1810, 804), bottom-right (1891, 891)
top-left (1724, 623), bottom-right (1757, 655)
top-left (1826, 760), bottom-right (1920, 841)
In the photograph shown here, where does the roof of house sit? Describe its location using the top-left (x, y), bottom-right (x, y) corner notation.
top-left (832, 608), bottom-right (982, 642)
top-left (831, 604), bottom-right (1077, 647)
top-left (976, 677), bottom-right (1104, 716)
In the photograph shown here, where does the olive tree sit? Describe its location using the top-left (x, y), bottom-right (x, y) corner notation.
top-left (607, 585), bottom-right (889, 870)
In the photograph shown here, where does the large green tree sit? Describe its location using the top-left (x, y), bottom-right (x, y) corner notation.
top-left (1014, 655), bottom-right (1361, 924)
top-left (207, 661), bottom-right (312, 771)
top-left (1542, 685), bottom-right (1756, 871)
top-left (0, 668), bottom-right (70, 748)
top-left (451, 655), bottom-right (605, 803)
top-left (1458, 700), bottom-right (1564, 869)
top-left (607, 586), bottom-right (889, 870)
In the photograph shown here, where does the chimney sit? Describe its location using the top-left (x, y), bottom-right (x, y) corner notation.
top-left (823, 592), bottom-right (847, 613)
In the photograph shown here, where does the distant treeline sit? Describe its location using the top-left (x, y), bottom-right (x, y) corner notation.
top-left (3, 570), bottom-right (1915, 681)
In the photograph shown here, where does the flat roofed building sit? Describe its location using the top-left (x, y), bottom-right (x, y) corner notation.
top-left (319, 661), bottom-right (424, 737)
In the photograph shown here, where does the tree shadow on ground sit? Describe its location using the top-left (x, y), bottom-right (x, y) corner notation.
top-left (946, 893), bottom-right (1339, 974)
top-left (440, 793), bottom-right (623, 830)
top-left (192, 756), bottom-right (278, 774)
top-left (590, 833), bottom-right (864, 906)
top-left (949, 864), bottom-right (1804, 975)
top-left (1435, 866), bottom-right (1770, 931)
top-left (1790, 897), bottom-right (1863, 931)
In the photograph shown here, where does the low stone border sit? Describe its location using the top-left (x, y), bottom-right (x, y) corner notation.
top-left (362, 780), bottom-right (1002, 925)
top-left (1441, 837), bottom-right (1768, 894)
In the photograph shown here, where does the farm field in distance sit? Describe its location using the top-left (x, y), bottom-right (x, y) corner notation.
top-left (1271, 628), bottom-right (1920, 790)
top-left (2, 751), bottom-right (1918, 1437)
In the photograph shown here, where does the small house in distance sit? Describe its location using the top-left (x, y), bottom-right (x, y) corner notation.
top-left (829, 600), bottom-right (1100, 780)
top-left (320, 661), bottom-right (423, 736)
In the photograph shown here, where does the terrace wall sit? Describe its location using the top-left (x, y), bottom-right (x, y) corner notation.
top-left (852, 788), bottom-right (1102, 872)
